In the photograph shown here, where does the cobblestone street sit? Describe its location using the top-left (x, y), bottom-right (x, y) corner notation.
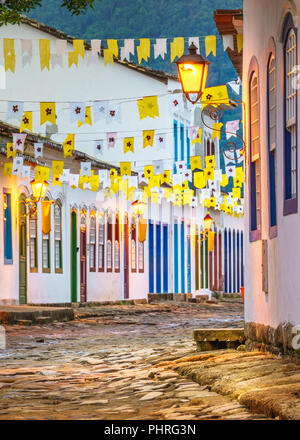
top-left (0, 302), bottom-right (268, 420)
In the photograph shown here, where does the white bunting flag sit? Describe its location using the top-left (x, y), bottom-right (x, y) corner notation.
top-left (61, 169), bottom-right (70, 183)
top-left (34, 143), bottom-right (43, 158)
top-left (70, 102), bottom-right (86, 124)
top-left (91, 39), bottom-right (101, 55)
top-left (214, 169), bottom-right (222, 182)
top-left (69, 173), bottom-right (79, 188)
top-left (102, 178), bottom-right (111, 189)
top-left (93, 100), bottom-right (108, 122)
top-left (56, 39), bottom-right (67, 56)
top-left (172, 173), bottom-right (183, 187)
top-left (106, 103), bottom-right (121, 124)
top-left (223, 155), bottom-right (235, 167)
top-left (22, 165), bottom-right (31, 180)
top-left (13, 133), bottom-right (27, 152)
top-left (120, 39), bottom-right (135, 61)
top-left (81, 161), bottom-right (91, 177)
top-left (188, 37), bottom-right (200, 53)
top-left (176, 160), bottom-right (187, 175)
top-left (169, 93), bottom-right (183, 113)
top-left (226, 120), bottom-right (240, 139)
top-left (191, 196), bottom-right (198, 208)
top-left (183, 169), bottom-right (193, 182)
top-left (94, 139), bottom-right (105, 156)
top-left (153, 160), bottom-right (164, 175)
top-left (83, 181), bottom-right (91, 190)
top-left (225, 165), bottom-right (236, 178)
top-left (227, 77), bottom-right (241, 95)
top-left (107, 132), bottom-right (117, 149)
top-left (128, 176), bottom-right (138, 189)
top-left (222, 35), bottom-right (234, 51)
top-left (21, 39), bottom-right (32, 67)
top-left (99, 169), bottom-right (109, 183)
top-left (7, 101), bottom-right (24, 123)
top-left (51, 54), bottom-right (64, 68)
top-left (188, 126), bottom-right (200, 140)
top-left (154, 38), bottom-right (167, 59)
top-left (200, 188), bottom-right (211, 203)
top-left (138, 170), bottom-right (148, 185)
top-left (155, 133), bottom-right (167, 150)
top-left (12, 157), bottom-right (24, 176)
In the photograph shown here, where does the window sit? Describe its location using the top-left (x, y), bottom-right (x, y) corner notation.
top-left (267, 50), bottom-right (277, 235)
top-left (138, 241), bottom-right (144, 273)
top-left (131, 216), bottom-right (136, 272)
top-left (206, 139), bottom-right (211, 156)
top-left (54, 202), bottom-right (62, 272)
top-left (114, 214), bottom-right (120, 272)
top-left (42, 199), bottom-right (50, 272)
top-left (249, 61), bottom-right (261, 241)
top-left (174, 120), bottom-right (178, 173)
top-left (89, 214), bottom-right (96, 272)
top-left (3, 192), bottom-right (12, 264)
top-left (106, 214), bottom-right (112, 272)
top-left (283, 15), bottom-right (298, 214)
top-left (29, 210), bottom-right (38, 271)
top-left (98, 214), bottom-right (105, 272)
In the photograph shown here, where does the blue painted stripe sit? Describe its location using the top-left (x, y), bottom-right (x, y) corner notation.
top-left (233, 230), bottom-right (236, 293)
top-left (163, 225), bottom-right (168, 293)
top-left (181, 221), bottom-right (185, 293)
top-left (224, 230), bottom-right (228, 293)
top-left (156, 223), bottom-right (161, 293)
top-left (149, 221), bottom-right (154, 294)
top-left (174, 222), bottom-right (179, 293)
top-left (186, 127), bottom-right (190, 168)
top-left (187, 227), bottom-right (191, 293)
top-left (174, 120), bottom-right (178, 173)
top-left (180, 123), bottom-right (184, 161)
top-left (4, 193), bottom-right (13, 263)
top-left (241, 231), bottom-right (244, 286)
top-left (229, 230), bottom-right (232, 293)
top-left (237, 231), bottom-right (240, 292)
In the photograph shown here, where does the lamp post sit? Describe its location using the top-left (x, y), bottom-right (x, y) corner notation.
top-left (175, 42), bottom-right (210, 104)
top-left (130, 200), bottom-right (147, 242)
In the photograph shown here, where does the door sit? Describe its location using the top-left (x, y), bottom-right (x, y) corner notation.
top-left (19, 194), bottom-right (27, 304)
top-left (70, 211), bottom-right (77, 302)
top-left (80, 213), bottom-right (87, 302)
top-left (124, 214), bottom-right (129, 299)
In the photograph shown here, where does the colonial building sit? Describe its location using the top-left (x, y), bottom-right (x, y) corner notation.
top-left (0, 17), bottom-right (244, 305)
top-left (216, 2), bottom-right (300, 353)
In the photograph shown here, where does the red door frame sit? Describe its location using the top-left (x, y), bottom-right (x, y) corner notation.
top-left (80, 212), bottom-right (87, 302)
top-left (124, 214), bottom-right (129, 299)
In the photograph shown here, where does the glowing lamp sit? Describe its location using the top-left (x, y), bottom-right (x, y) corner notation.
top-left (203, 212), bottom-right (213, 231)
top-left (132, 200), bottom-right (147, 216)
top-left (30, 179), bottom-right (48, 201)
top-left (175, 43), bottom-right (210, 104)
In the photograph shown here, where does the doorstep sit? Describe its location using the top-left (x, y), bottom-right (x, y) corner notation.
top-left (0, 305), bottom-right (74, 325)
top-left (194, 328), bottom-right (245, 351)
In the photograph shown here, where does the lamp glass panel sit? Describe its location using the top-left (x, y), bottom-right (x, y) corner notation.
top-left (178, 63), bottom-right (205, 94)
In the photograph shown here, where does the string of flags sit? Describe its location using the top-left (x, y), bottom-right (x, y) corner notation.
top-left (2, 34), bottom-right (243, 72)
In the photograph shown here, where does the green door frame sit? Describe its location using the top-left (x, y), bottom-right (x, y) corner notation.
top-left (19, 194), bottom-right (27, 304)
top-left (71, 211), bottom-right (77, 302)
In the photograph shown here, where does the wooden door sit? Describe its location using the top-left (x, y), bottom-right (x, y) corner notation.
top-left (70, 211), bottom-right (77, 302)
top-left (124, 214), bottom-right (129, 299)
top-left (19, 195), bottom-right (27, 304)
top-left (80, 213), bottom-right (87, 302)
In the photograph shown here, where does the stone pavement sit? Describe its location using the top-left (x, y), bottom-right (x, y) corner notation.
top-left (0, 302), bottom-right (268, 420)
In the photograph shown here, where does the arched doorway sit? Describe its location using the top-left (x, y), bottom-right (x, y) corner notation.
top-left (19, 194), bottom-right (27, 304)
top-left (123, 213), bottom-right (129, 299)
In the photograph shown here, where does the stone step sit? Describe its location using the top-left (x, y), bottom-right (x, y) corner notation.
top-left (17, 320), bottom-right (32, 326)
top-left (194, 328), bottom-right (245, 351)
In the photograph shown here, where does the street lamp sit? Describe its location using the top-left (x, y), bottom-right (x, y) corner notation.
top-left (175, 42), bottom-right (210, 104)
top-left (131, 200), bottom-right (147, 242)
top-left (132, 200), bottom-right (147, 217)
top-left (25, 179), bottom-right (49, 217)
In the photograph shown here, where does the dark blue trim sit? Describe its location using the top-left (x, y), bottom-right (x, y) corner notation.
top-left (174, 222), bottom-right (179, 293)
top-left (148, 221), bottom-right (154, 294)
top-left (163, 224), bottom-right (168, 293)
top-left (4, 192), bottom-right (13, 264)
top-left (224, 229), bottom-right (228, 293)
top-left (187, 227), bottom-right (191, 293)
top-left (174, 120), bottom-right (178, 174)
top-left (181, 221), bottom-right (185, 293)
top-left (186, 128), bottom-right (190, 169)
top-left (237, 231), bottom-right (240, 292)
top-left (267, 53), bottom-right (277, 229)
top-left (241, 231), bottom-right (244, 286)
top-left (156, 223), bottom-right (161, 293)
top-left (233, 230), bottom-right (236, 293)
top-left (180, 123), bottom-right (184, 161)
top-left (229, 230), bottom-right (232, 293)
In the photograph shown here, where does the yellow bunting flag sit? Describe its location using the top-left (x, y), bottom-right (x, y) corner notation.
top-left (205, 155), bottom-right (215, 169)
top-left (143, 186), bottom-right (151, 200)
top-left (63, 133), bottom-right (75, 157)
top-left (39, 39), bottom-right (51, 71)
top-left (52, 161), bottom-right (64, 176)
top-left (208, 231), bottom-right (216, 252)
top-left (138, 219), bottom-right (147, 243)
top-left (202, 85), bottom-right (229, 108)
top-left (40, 102), bottom-right (56, 125)
top-left (110, 168), bottom-right (117, 181)
top-left (68, 51), bottom-right (79, 68)
top-left (107, 39), bottom-right (118, 57)
top-left (103, 49), bottom-right (114, 66)
top-left (78, 106), bottom-right (92, 127)
top-left (232, 187), bottom-right (241, 200)
top-left (170, 37), bottom-right (184, 62)
top-left (3, 38), bottom-right (15, 73)
top-left (20, 111), bottom-right (33, 133)
top-left (35, 165), bottom-right (50, 182)
top-left (144, 165), bottom-right (154, 179)
top-left (173, 190), bottom-right (182, 207)
top-left (205, 35), bottom-right (216, 57)
top-left (119, 179), bottom-right (128, 196)
top-left (236, 166), bottom-right (244, 181)
top-left (137, 96), bottom-right (159, 120)
top-left (137, 39), bottom-right (150, 64)
top-left (190, 155), bottom-right (202, 171)
top-left (233, 177), bottom-right (243, 188)
top-left (212, 123), bottom-right (223, 139)
top-left (191, 128), bottom-right (202, 146)
top-left (194, 171), bottom-right (206, 189)
top-left (164, 188), bottom-right (172, 200)
top-left (183, 189), bottom-right (193, 205)
top-left (204, 168), bottom-right (214, 181)
top-left (105, 188), bottom-right (113, 199)
top-left (120, 162), bottom-right (131, 177)
top-left (124, 137), bottom-right (134, 154)
top-left (90, 174), bottom-right (100, 192)
top-left (41, 201), bottom-right (52, 234)
top-left (162, 170), bottom-right (171, 185)
top-left (73, 40), bottom-right (85, 59)
top-left (220, 174), bottom-right (229, 187)
top-left (53, 175), bottom-right (62, 187)
top-left (143, 130), bottom-right (154, 148)
top-left (6, 143), bottom-right (15, 159)
top-left (4, 163), bottom-right (13, 177)
top-left (237, 34), bottom-right (243, 53)
top-left (149, 175), bottom-right (161, 189)
top-left (182, 180), bottom-right (189, 190)
top-left (151, 192), bottom-right (159, 204)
